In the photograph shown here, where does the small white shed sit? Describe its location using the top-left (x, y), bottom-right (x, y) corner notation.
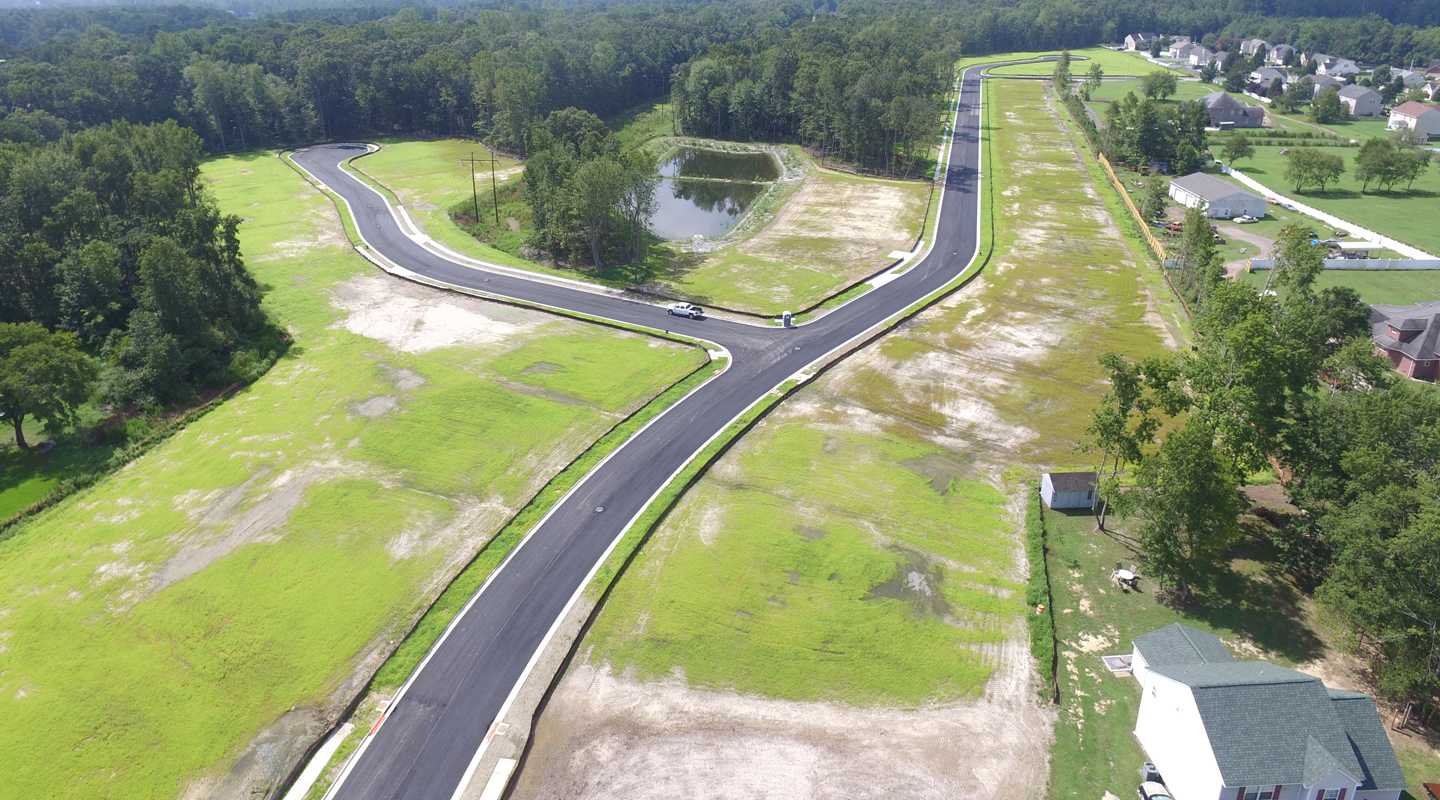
top-left (1169, 173), bottom-right (1267, 220)
top-left (1040, 472), bottom-right (1096, 509)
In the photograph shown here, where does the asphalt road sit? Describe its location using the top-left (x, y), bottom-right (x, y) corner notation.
top-left (291, 61), bottom-right (994, 800)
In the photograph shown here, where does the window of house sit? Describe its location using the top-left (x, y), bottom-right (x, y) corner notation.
top-left (1319, 790), bottom-right (1340, 800)
top-left (1242, 790), bottom-right (1276, 800)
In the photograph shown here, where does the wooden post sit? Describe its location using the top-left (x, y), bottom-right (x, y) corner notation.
top-left (491, 148), bottom-right (499, 225)
top-left (470, 152), bottom-right (479, 225)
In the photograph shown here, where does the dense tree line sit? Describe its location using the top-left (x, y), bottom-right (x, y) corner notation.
top-left (669, 17), bottom-right (956, 177)
top-left (0, 122), bottom-right (279, 409)
top-left (1089, 215), bottom-right (1440, 701)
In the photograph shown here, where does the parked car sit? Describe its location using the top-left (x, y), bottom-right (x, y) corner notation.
top-left (666, 302), bottom-right (704, 319)
top-left (1280, 202), bottom-right (1300, 212)
top-left (1333, 229), bottom-right (1350, 237)
top-left (1138, 782), bottom-right (1175, 800)
top-left (1233, 214), bottom-right (1259, 223)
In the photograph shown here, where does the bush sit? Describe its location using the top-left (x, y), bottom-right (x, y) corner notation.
top-left (1024, 485), bottom-right (1058, 688)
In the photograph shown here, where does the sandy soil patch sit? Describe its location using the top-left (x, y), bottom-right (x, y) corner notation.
top-left (330, 274), bottom-right (545, 353)
top-left (742, 174), bottom-right (925, 269)
top-left (514, 633), bottom-right (1052, 800)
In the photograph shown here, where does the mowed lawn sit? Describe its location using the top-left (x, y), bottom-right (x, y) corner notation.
top-left (1243, 267), bottom-right (1440, 305)
top-left (973, 47), bottom-right (1179, 77)
top-left (1219, 144), bottom-right (1440, 256)
top-left (0, 151), bottom-right (703, 798)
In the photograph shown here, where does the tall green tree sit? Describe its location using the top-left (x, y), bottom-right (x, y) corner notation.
top-left (1140, 70), bottom-right (1178, 100)
top-left (0, 322), bottom-right (97, 449)
top-left (1310, 86), bottom-right (1347, 124)
top-left (1221, 134), bottom-right (1254, 166)
top-left (1284, 147), bottom-right (1346, 193)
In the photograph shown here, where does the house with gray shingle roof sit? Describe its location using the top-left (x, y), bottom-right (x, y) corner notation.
top-left (1130, 624), bottom-right (1406, 800)
top-left (1370, 301), bottom-right (1440, 380)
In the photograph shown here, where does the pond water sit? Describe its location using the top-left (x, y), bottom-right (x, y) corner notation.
top-left (658, 147), bottom-right (781, 182)
top-left (648, 178), bottom-right (766, 240)
top-left (648, 147), bottom-right (780, 240)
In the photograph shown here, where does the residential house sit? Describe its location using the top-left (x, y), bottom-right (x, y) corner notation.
top-left (1391, 68), bottom-right (1427, 88)
top-left (1426, 59), bottom-right (1440, 80)
top-left (1318, 56), bottom-right (1361, 77)
top-left (1189, 47), bottom-right (1218, 68)
top-left (1039, 472), bottom-right (1096, 510)
top-left (1195, 91), bottom-right (1266, 128)
top-left (1266, 44), bottom-right (1296, 65)
top-left (1428, 83), bottom-right (1440, 102)
top-left (1131, 623), bottom-right (1234, 688)
top-left (1338, 84), bottom-right (1383, 116)
top-left (1301, 74), bottom-right (1343, 99)
top-left (1169, 172), bottom-right (1266, 218)
top-left (1387, 100), bottom-right (1440, 142)
top-left (1240, 38), bottom-right (1270, 57)
top-left (1171, 42), bottom-right (1199, 61)
top-left (1131, 623), bottom-right (1408, 800)
top-left (1370, 302), bottom-right (1440, 380)
top-left (1212, 51), bottom-right (1232, 70)
top-left (1126, 33), bottom-right (1158, 51)
top-left (1249, 67), bottom-right (1287, 93)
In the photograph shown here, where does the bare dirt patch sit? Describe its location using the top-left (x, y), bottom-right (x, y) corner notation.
top-left (744, 174), bottom-right (925, 269)
top-left (514, 633), bottom-right (1052, 800)
top-left (329, 274), bottom-right (545, 353)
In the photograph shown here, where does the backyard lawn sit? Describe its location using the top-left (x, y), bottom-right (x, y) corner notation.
top-left (973, 47), bottom-right (1181, 77)
top-left (1215, 144), bottom-right (1440, 256)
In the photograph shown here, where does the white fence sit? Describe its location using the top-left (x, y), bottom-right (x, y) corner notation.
top-left (1218, 163), bottom-right (1437, 260)
top-left (1247, 258), bottom-right (1440, 271)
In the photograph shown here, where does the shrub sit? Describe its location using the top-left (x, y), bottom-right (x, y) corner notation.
top-left (1024, 485), bottom-right (1058, 689)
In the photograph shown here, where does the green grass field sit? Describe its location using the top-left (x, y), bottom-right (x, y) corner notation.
top-left (1243, 267), bottom-right (1440, 304)
top-left (585, 423), bottom-right (1021, 705)
top-left (1216, 144), bottom-right (1440, 256)
top-left (0, 150), bottom-right (703, 798)
top-left (971, 47), bottom-right (1180, 77)
top-left (1086, 78), bottom-right (1235, 104)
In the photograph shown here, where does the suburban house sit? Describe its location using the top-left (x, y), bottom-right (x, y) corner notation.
top-left (1169, 173), bottom-right (1266, 219)
top-left (1126, 33), bottom-right (1158, 51)
top-left (1301, 74), bottom-right (1344, 99)
top-left (1369, 301), bottom-right (1440, 380)
top-left (1249, 67), bottom-right (1288, 92)
top-left (1392, 68), bottom-right (1428, 88)
top-left (1428, 83), bottom-right (1440, 102)
top-left (1387, 101), bottom-right (1440, 142)
top-left (1338, 85), bottom-right (1383, 117)
top-left (1196, 91), bottom-right (1266, 128)
top-left (1171, 42), bottom-right (1199, 61)
top-left (1426, 60), bottom-right (1440, 80)
top-left (1305, 53), bottom-right (1360, 77)
top-left (1266, 44), bottom-right (1296, 65)
top-left (1131, 624), bottom-right (1408, 800)
top-left (1039, 472), bottom-right (1096, 510)
top-left (1240, 38), bottom-right (1270, 57)
top-left (1190, 47), bottom-right (1218, 67)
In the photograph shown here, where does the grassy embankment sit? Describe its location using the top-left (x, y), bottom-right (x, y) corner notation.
top-left (965, 47), bottom-right (1182, 77)
top-left (578, 77), bottom-right (1180, 710)
top-left (0, 150), bottom-right (703, 799)
top-left (1043, 502), bottom-right (1440, 800)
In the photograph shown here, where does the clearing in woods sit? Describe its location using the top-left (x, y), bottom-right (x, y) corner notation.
top-left (0, 150), bottom-right (703, 800)
top-left (510, 77), bottom-right (1180, 800)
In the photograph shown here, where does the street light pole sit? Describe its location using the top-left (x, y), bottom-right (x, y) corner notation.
top-left (491, 147), bottom-right (499, 225)
top-left (470, 151), bottom-right (479, 224)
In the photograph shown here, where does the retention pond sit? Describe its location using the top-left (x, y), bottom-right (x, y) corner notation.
top-left (648, 146), bottom-right (781, 241)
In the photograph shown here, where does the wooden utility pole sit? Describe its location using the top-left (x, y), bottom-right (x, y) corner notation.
top-left (490, 148), bottom-right (499, 224)
top-left (470, 151), bottom-right (480, 224)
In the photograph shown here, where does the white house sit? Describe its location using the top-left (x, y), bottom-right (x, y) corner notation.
top-left (1131, 625), bottom-right (1408, 800)
top-left (1131, 623), bottom-right (1235, 688)
top-left (1391, 68), bottom-right (1427, 88)
top-left (1318, 57), bottom-right (1360, 77)
top-left (1190, 47), bottom-right (1218, 67)
top-left (1266, 44), bottom-right (1295, 65)
top-left (1338, 84), bottom-right (1383, 117)
top-left (1039, 472), bottom-right (1096, 510)
top-left (1126, 33), bottom-right (1158, 51)
top-left (1302, 74), bottom-right (1343, 99)
top-left (1387, 100), bottom-right (1440, 143)
top-left (1171, 42), bottom-right (1199, 61)
top-left (1169, 173), bottom-right (1267, 219)
top-left (1249, 67), bottom-right (1287, 92)
top-left (1240, 39), bottom-right (1270, 58)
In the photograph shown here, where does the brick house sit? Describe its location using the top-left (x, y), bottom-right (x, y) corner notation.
top-left (1370, 302), bottom-right (1440, 380)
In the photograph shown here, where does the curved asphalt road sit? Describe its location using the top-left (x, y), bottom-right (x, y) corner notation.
top-left (291, 61), bottom-right (999, 800)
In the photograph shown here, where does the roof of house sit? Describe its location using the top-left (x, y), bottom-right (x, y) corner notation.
top-left (1393, 100), bottom-right (1440, 118)
top-left (1129, 32), bottom-right (1157, 41)
top-left (1044, 472), bottom-right (1096, 493)
top-left (1370, 302), bottom-right (1440, 361)
top-left (1251, 67), bottom-right (1286, 79)
top-left (1328, 689), bottom-right (1411, 792)
top-left (1200, 90), bottom-right (1246, 109)
top-left (1132, 623), bottom-right (1236, 667)
top-left (1170, 172), bottom-right (1260, 202)
top-left (1148, 661), bottom-right (1404, 790)
top-left (1339, 84), bottom-right (1380, 100)
top-left (1271, 43), bottom-right (1294, 53)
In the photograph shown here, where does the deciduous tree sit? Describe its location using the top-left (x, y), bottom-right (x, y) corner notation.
top-left (0, 322), bottom-right (97, 449)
